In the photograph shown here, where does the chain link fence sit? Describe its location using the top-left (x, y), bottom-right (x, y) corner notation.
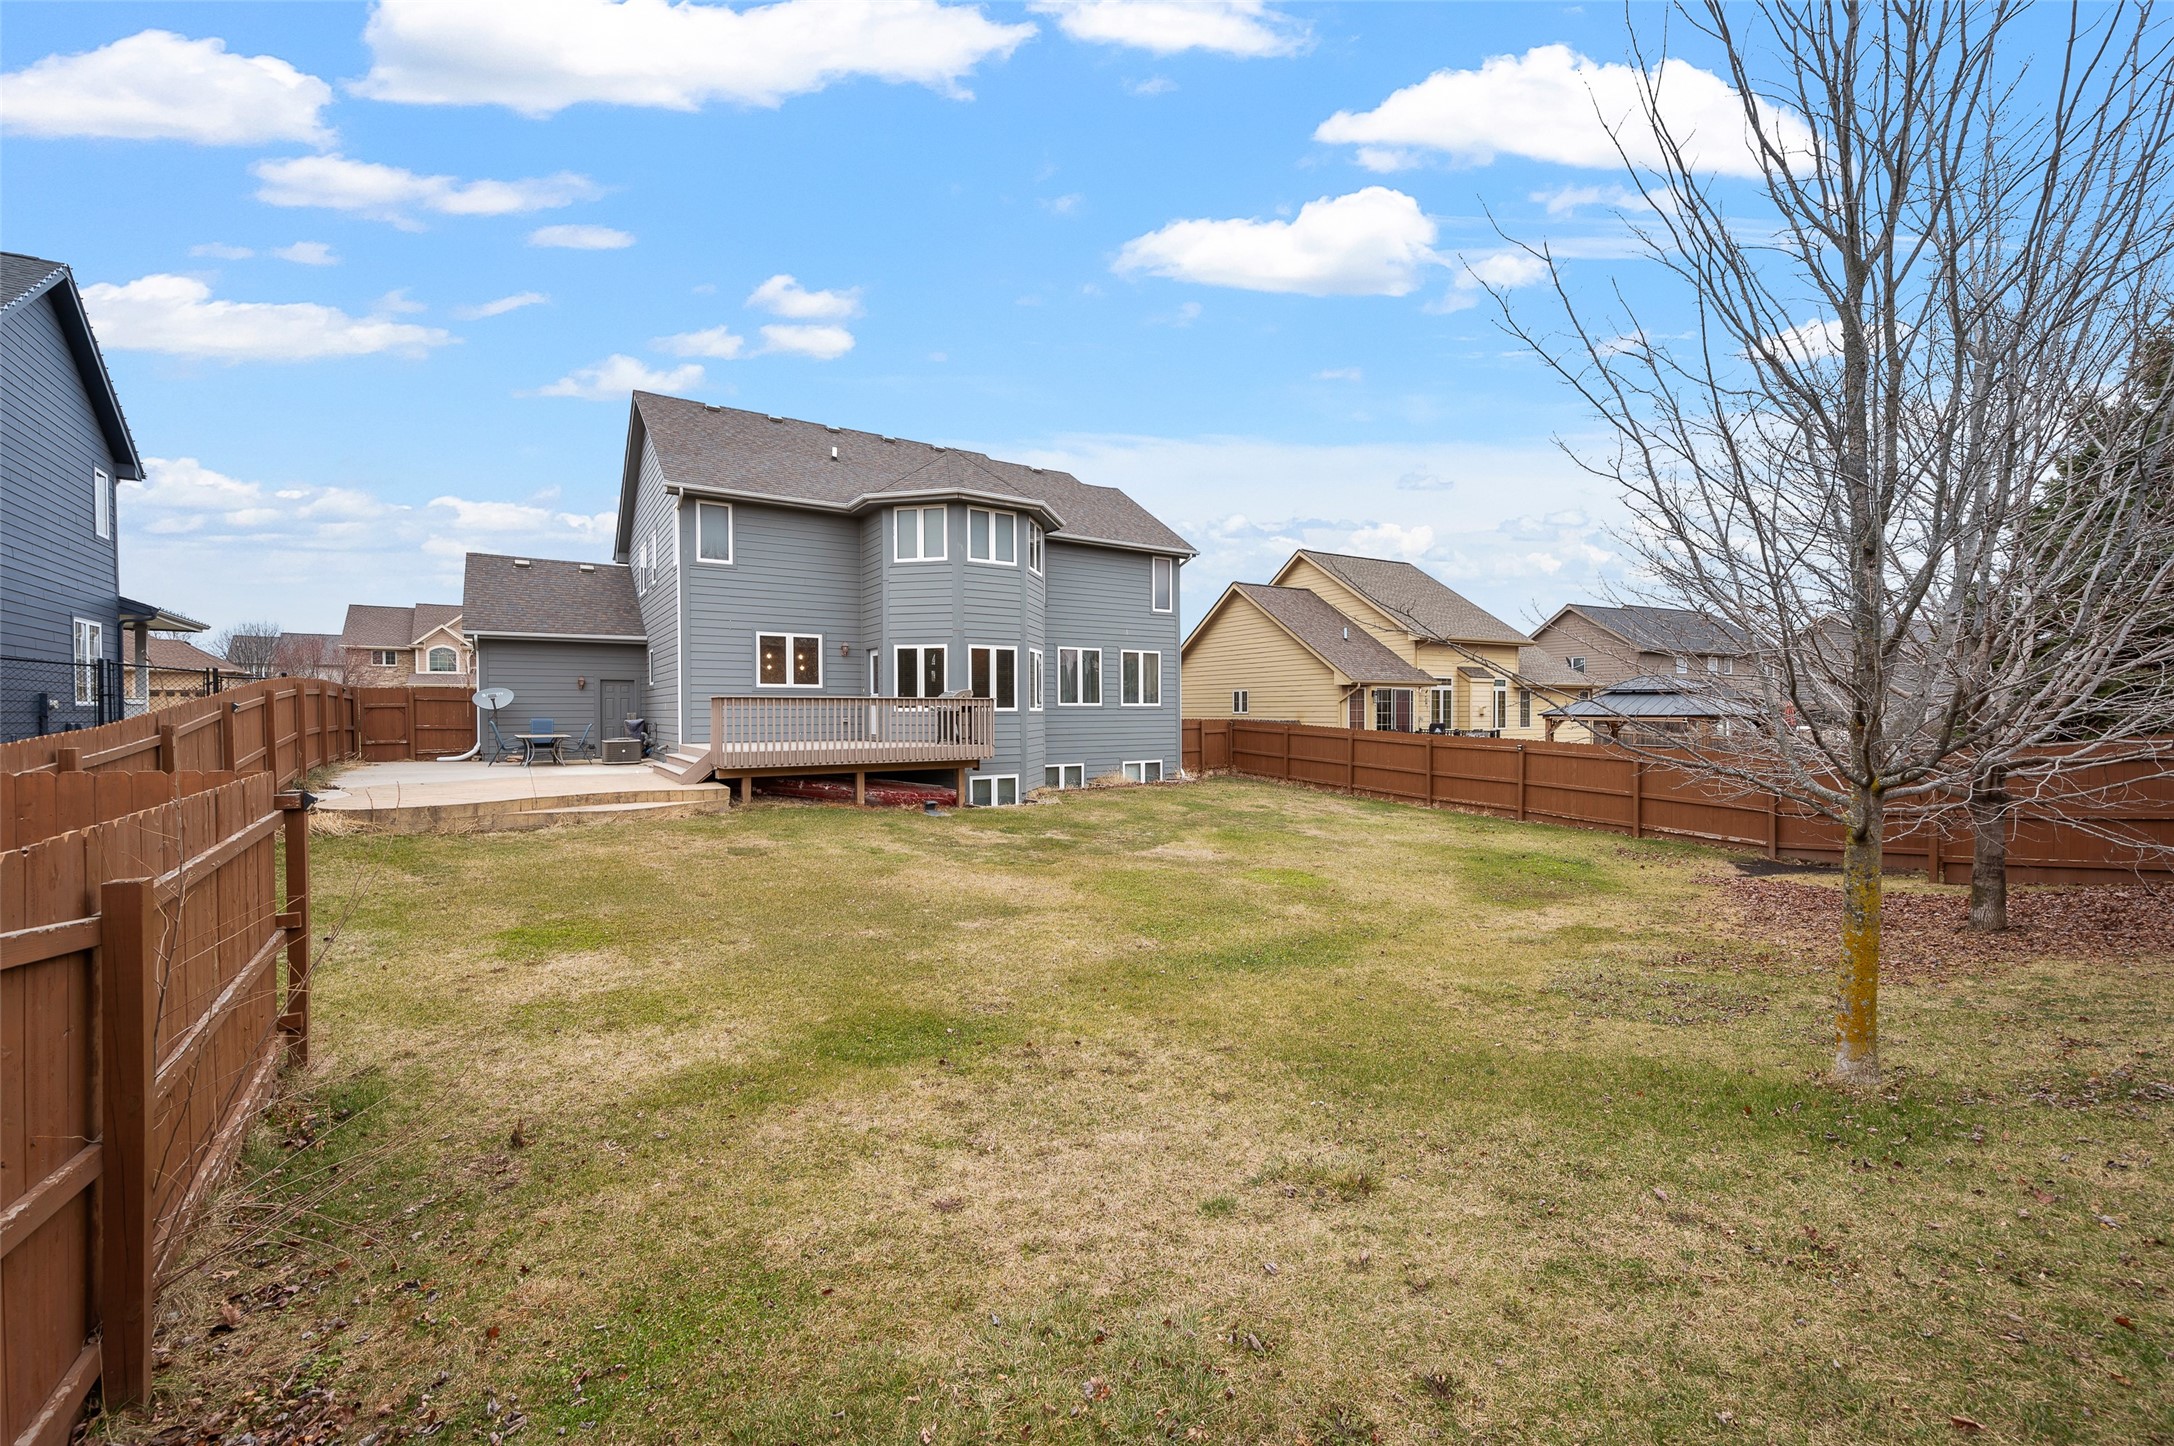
top-left (0, 655), bottom-right (226, 744)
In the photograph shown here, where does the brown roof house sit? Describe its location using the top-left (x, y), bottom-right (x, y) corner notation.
top-left (1530, 603), bottom-right (1753, 691)
top-left (339, 603), bottom-right (472, 687)
top-left (1182, 550), bottom-right (1594, 738)
top-left (463, 553), bottom-right (648, 754)
top-left (139, 636), bottom-right (247, 708)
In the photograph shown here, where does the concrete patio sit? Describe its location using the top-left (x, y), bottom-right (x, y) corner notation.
top-left (312, 758), bottom-right (733, 833)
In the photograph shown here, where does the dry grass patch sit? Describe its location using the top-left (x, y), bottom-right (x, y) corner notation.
top-left (96, 779), bottom-right (2172, 1446)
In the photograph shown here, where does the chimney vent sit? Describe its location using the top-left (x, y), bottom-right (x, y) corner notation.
top-left (578, 563), bottom-right (596, 572)
top-left (830, 445), bottom-right (839, 460)
top-left (514, 559), bottom-right (531, 568)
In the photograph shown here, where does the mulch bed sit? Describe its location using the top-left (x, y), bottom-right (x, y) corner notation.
top-left (1720, 876), bottom-right (2174, 980)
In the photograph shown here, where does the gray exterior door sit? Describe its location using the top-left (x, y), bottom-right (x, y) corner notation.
top-left (600, 679), bottom-right (637, 738)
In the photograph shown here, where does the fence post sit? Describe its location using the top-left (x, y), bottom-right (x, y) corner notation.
top-left (1926, 822), bottom-right (1942, 883)
top-left (157, 722), bottom-right (178, 774)
top-left (57, 746), bottom-right (82, 772)
top-left (1629, 756), bottom-right (1644, 839)
top-left (1767, 791), bottom-right (1780, 860)
top-left (97, 876), bottom-right (159, 1408)
top-left (218, 697), bottom-right (237, 772)
top-left (276, 791), bottom-right (312, 1064)
top-left (1516, 744), bottom-right (1528, 822)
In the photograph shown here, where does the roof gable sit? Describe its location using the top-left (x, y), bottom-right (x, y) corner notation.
top-left (1210, 583), bottom-right (1434, 684)
top-left (1, 252), bottom-right (143, 479)
top-left (1278, 550), bottom-right (1530, 647)
top-left (615, 393), bottom-right (1195, 560)
top-left (1548, 603), bottom-right (1749, 656)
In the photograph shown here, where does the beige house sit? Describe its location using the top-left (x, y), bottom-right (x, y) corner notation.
top-left (1182, 549), bottom-right (1594, 739)
top-left (339, 602), bottom-right (473, 688)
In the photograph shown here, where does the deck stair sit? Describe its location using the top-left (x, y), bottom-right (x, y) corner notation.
top-left (649, 746), bottom-right (716, 784)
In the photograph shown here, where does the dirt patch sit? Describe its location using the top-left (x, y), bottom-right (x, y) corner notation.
top-left (1723, 877), bottom-right (2174, 979)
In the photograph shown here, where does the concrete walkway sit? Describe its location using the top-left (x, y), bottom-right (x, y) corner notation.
top-left (315, 758), bottom-right (729, 813)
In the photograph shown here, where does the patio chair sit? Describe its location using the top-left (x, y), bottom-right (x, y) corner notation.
top-left (485, 713), bottom-right (520, 764)
top-left (565, 723), bottom-right (596, 761)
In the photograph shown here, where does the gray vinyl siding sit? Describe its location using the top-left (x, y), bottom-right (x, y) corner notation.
top-left (475, 639), bottom-right (649, 747)
top-left (680, 500), bottom-right (865, 744)
top-left (959, 507), bottom-right (1036, 781)
top-left (1042, 541), bottom-right (1182, 782)
top-left (629, 440), bottom-right (680, 748)
top-left (1, 290), bottom-right (122, 738)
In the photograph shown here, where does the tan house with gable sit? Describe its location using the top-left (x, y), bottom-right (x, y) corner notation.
top-left (339, 602), bottom-right (473, 688)
top-left (1183, 549), bottom-right (1595, 739)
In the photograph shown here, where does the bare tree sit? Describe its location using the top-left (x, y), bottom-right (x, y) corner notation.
top-left (1503, 1), bottom-right (2174, 1085)
top-left (212, 622), bottom-right (284, 680)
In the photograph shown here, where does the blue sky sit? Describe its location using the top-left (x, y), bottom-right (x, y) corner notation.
top-left (2, 1), bottom-right (1763, 637)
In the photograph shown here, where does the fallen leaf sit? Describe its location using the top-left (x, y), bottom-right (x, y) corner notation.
top-left (2114, 1315), bottom-right (2137, 1331)
top-left (1950, 1416), bottom-right (1984, 1434)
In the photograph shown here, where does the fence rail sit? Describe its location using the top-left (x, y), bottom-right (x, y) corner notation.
top-left (1, 773), bottom-right (313, 1440)
top-left (1183, 718), bottom-right (2174, 884)
top-left (709, 694), bottom-right (996, 769)
top-left (0, 675), bottom-right (361, 850)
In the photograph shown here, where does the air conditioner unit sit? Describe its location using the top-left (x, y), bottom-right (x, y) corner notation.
top-left (601, 737), bottom-right (640, 764)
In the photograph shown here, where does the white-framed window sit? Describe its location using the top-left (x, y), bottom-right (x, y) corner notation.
top-left (1428, 686), bottom-right (1453, 729)
top-left (426, 646), bottom-right (459, 673)
top-left (648, 648), bottom-right (655, 686)
top-left (757, 632), bottom-right (823, 687)
top-left (1058, 647), bottom-right (1100, 706)
top-left (72, 618), bottom-right (102, 705)
top-left (1027, 522), bottom-right (1044, 574)
top-left (371, 649), bottom-right (400, 667)
top-left (1518, 688), bottom-right (1532, 729)
top-left (1374, 688), bottom-right (1414, 732)
top-left (969, 645), bottom-right (1018, 710)
top-left (1029, 648), bottom-right (1044, 710)
top-left (1120, 649), bottom-right (1161, 707)
top-left (696, 501), bottom-right (733, 564)
top-left (634, 536), bottom-right (651, 594)
top-left (1568, 656), bottom-right (1586, 673)
top-left (1493, 679), bottom-right (1509, 730)
top-left (968, 774), bottom-right (1019, 807)
top-left (1231, 688), bottom-right (1249, 714)
top-left (92, 469), bottom-right (111, 539)
top-left (896, 505), bottom-right (947, 562)
top-left (967, 507), bottom-right (1017, 565)
top-left (1150, 555), bottom-right (1174, 613)
top-left (868, 651), bottom-right (881, 694)
top-left (1122, 760), bottom-right (1164, 784)
top-left (1721, 656), bottom-right (1736, 675)
top-left (1044, 763), bottom-right (1084, 789)
top-left (1675, 655), bottom-right (1690, 674)
top-left (894, 644), bottom-right (947, 698)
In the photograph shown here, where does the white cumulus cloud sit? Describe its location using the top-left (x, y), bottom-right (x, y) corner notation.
top-left (120, 456), bottom-right (617, 631)
top-left (253, 154), bottom-right (600, 227)
top-left (355, 0), bottom-right (1034, 115)
top-left (534, 354), bottom-right (705, 399)
top-left (746, 273), bottom-right (862, 319)
top-left (1314, 44), bottom-right (1808, 179)
top-left (80, 275), bottom-right (454, 362)
top-left (0, 30), bottom-right (332, 145)
top-left (190, 242), bottom-right (256, 260)
top-left (455, 291), bottom-right (550, 319)
top-left (1114, 186), bottom-right (1439, 297)
top-left (758, 324), bottom-right (855, 360)
top-left (1030, 0), bottom-right (1305, 58)
top-left (272, 241), bottom-right (339, 266)
top-left (655, 326), bottom-right (748, 359)
top-left (1757, 316), bottom-right (1843, 364)
top-left (528, 224), bottom-right (636, 250)
top-left (1348, 520), bottom-right (1435, 559)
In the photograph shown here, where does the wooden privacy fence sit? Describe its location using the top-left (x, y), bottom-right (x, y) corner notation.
top-left (1183, 719), bottom-right (2174, 885)
top-left (1, 772), bottom-right (314, 1442)
top-left (358, 686), bottom-right (476, 762)
top-left (0, 676), bottom-right (359, 851)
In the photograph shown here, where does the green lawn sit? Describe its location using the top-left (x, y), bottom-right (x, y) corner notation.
top-left (113, 778), bottom-right (2169, 1444)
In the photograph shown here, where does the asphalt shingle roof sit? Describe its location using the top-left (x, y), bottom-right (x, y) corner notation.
top-left (1545, 674), bottom-right (1759, 720)
top-left (627, 393), bottom-right (1194, 557)
top-left (1, 252), bottom-right (67, 312)
top-left (1231, 584), bottom-right (1434, 683)
top-left (1290, 550), bottom-right (1531, 646)
top-left (462, 554), bottom-right (645, 640)
top-left (341, 602), bottom-right (463, 650)
top-left (1564, 603), bottom-right (1749, 656)
top-left (146, 638), bottom-right (233, 672)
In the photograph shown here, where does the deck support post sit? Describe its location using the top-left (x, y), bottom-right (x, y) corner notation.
top-left (956, 766), bottom-right (968, 807)
top-left (737, 774), bottom-right (750, 806)
top-left (853, 771), bottom-right (866, 806)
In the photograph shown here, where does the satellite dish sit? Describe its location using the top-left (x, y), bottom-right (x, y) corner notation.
top-left (474, 687), bottom-right (514, 712)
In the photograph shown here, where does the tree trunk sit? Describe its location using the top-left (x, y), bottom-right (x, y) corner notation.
top-left (1835, 785), bottom-right (1883, 1088)
top-left (1968, 766), bottom-right (2009, 932)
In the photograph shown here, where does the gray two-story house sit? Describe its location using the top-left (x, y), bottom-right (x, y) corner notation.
top-left (464, 393), bottom-right (1193, 803)
top-left (2, 251), bottom-right (205, 741)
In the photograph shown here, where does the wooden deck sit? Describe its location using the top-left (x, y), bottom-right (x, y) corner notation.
top-left (652, 695), bottom-right (996, 785)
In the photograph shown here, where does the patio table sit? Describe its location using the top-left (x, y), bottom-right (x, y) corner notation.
top-left (515, 732), bottom-right (569, 766)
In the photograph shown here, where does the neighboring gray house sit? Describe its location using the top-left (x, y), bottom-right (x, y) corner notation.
top-left (470, 394), bottom-right (1195, 803)
top-left (1, 252), bottom-right (204, 740)
top-left (463, 554), bottom-right (648, 752)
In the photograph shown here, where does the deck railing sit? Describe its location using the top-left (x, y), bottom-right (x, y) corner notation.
top-left (708, 694), bottom-right (996, 770)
